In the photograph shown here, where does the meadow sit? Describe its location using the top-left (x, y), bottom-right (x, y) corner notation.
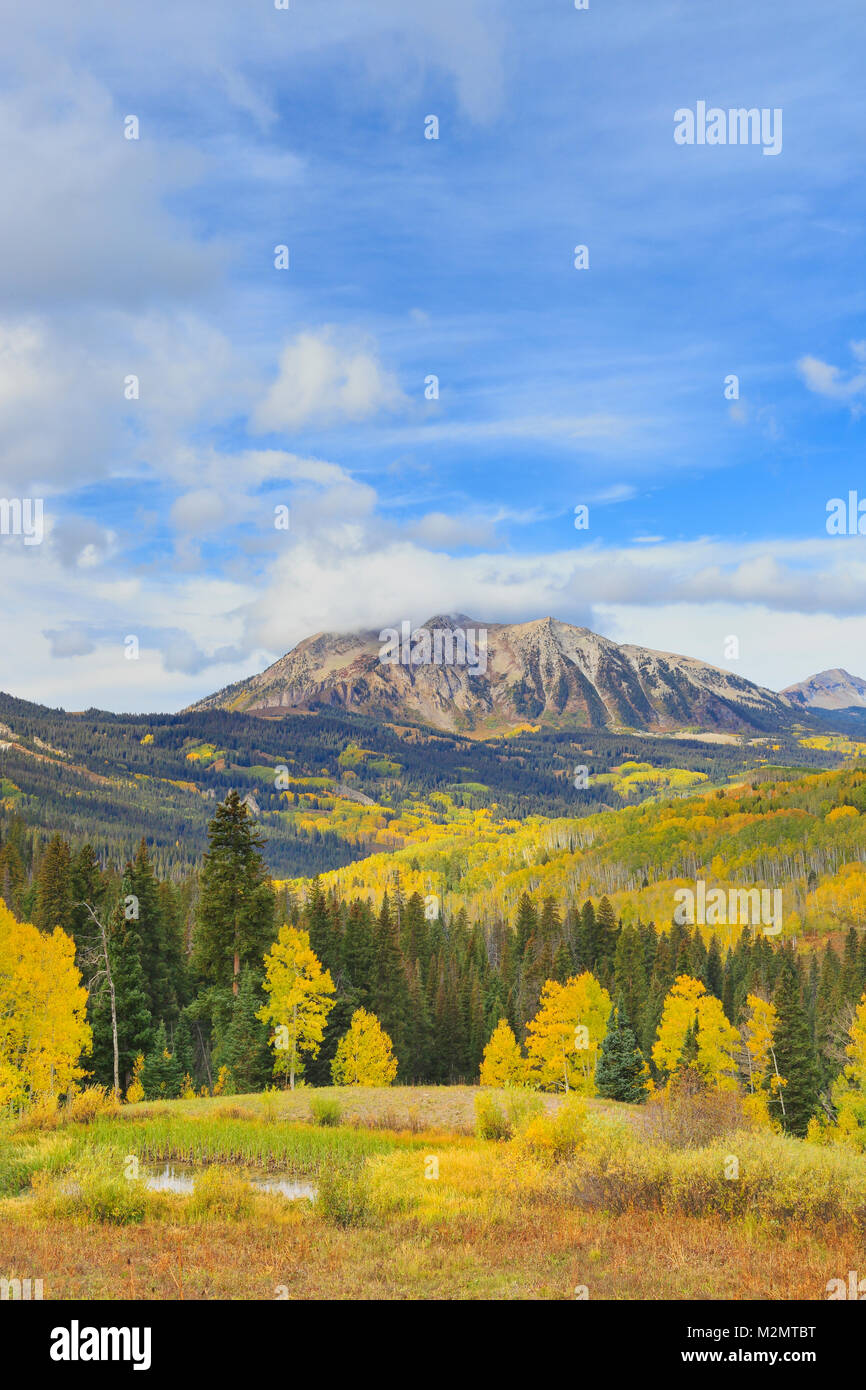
top-left (2, 1085), bottom-right (863, 1301)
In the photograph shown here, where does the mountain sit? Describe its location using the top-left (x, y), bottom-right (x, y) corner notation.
top-left (189, 614), bottom-right (798, 735)
top-left (782, 668), bottom-right (866, 712)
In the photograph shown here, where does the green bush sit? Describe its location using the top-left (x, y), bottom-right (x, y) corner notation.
top-left (33, 1156), bottom-right (148, 1225)
top-left (317, 1164), bottom-right (370, 1227)
top-left (310, 1095), bottom-right (342, 1128)
top-left (474, 1093), bottom-right (512, 1141)
top-left (504, 1090), bottom-right (545, 1130)
top-left (188, 1166), bottom-right (254, 1221)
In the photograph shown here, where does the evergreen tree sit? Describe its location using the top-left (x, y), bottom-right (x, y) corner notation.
top-left (372, 892), bottom-right (411, 1073)
top-left (33, 833), bottom-right (73, 935)
top-left (125, 843), bottom-right (175, 1022)
top-left (193, 792), bottom-right (276, 995)
top-left (89, 902), bottom-right (153, 1091)
top-left (595, 996), bottom-right (648, 1103)
top-left (773, 956), bottom-right (820, 1137)
top-left (140, 1021), bottom-right (183, 1100)
top-left (216, 968), bottom-right (272, 1092)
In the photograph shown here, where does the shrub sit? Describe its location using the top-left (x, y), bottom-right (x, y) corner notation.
top-left (474, 1092), bottom-right (512, 1141)
top-left (14, 1086), bottom-right (119, 1132)
top-left (504, 1090), bottom-right (545, 1130)
top-left (317, 1164), bottom-right (370, 1227)
top-left (213, 1104), bottom-right (256, 1122)
top-left (126, 1055), bottom-right (145, 1104)
top-left (257, 1089), bottom-right (283, 1124)
top-left (212, 1065), bottom-right (233, 1096)
top-left (13, 1093), bottom-right (61, 1132)
top-left (33, 1157), bottom-right (148, 1225)
top-left (638, 1074), bottom-right (750, 1149)
top-left (310, 1095), bottom-right (342, 1127)
top-left (515, 1095), bottom-right (586, 1165)
top-left (0, 1150), bottom-right (40, 1197)
top-left (66, 1086), bottom-right (120, 1125)
top-left (188, 1166), bottom-right (254, 1221)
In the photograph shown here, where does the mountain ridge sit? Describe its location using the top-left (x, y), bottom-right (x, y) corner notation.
top-left (782, 668), bottom-right (866, 712)
top-left (187, 614), bottom-right (800, 735)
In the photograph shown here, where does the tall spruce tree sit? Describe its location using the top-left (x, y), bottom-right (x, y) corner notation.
top-left (193, 791), bottom-right (276, 996)
top-left (595, 996), bottom-right (648, 1103)
top-left (773, 956), bottom-right (820, 1137)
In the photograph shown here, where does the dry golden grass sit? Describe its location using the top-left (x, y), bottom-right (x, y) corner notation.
top-left (2, 1085), bottom-right (862, 1301)
top-left (0, 1202), bottom-right (857, 1300)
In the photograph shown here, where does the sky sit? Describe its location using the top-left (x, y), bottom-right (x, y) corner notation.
top-left (1, 0), bottom-right (865, 712)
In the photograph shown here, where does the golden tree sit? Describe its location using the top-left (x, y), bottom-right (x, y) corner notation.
top-left (830, 991), bottom-right (866, 1144)
top-left (257, 925), bottom-right (335, 1089)
top-left (479, 1018), bottom-right (526, 1087)
top-left (525, 973), bottom-right (611, 1094)
top-left (0, 901), bottom-right (90, 1108)
top-left (331, 1008), bottom-right (398, 1086)
top-left (653, 975), bottom-right (741, 1090)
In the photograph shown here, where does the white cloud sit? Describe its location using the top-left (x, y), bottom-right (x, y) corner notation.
top-left (797, 345), bottom-right (866, 407)
top-left (252, 330), bottom-right (406, 432)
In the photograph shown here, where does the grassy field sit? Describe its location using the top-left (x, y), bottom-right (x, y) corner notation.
top-left (1, 1086), bottom-right (863, 1301)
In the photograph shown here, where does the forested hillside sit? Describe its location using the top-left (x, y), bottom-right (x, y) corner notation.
top-left (0, 690), bottom-right (843, 876)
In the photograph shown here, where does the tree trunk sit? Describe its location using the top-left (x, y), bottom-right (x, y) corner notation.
top-left (84, 903), bottom-right (120, 1097)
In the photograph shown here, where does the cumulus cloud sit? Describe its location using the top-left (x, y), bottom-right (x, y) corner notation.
top-left (252, 330), bottom-right (407, 432)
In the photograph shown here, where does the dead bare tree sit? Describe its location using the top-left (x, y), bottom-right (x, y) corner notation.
top-left (77, 901), bottom-right (119, 1097)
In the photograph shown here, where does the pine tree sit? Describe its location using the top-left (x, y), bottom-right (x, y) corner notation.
top-left (372, 892), bottom-right (410, 1073)
top-left (33, 834), bottom-right (73, 935)
top-left (88, 902), bottom-right (153, 1091)
top-left (595, 996), bottom-right (648, 1103)
top-left (124, 844), bottom-right (175, 1022)
top-left (216, 968), bottom-right (272, 1092)
top-left (140, 1021), bottom-right (183, 1100)
top-left (342, 899), bottom-right (376, 1006)
top-left (773, 957), bottom-right (821, 1137)
top-left (594, 896), bottom-right (618, 978)
top-left (194, 792), bottom-right (276, 996)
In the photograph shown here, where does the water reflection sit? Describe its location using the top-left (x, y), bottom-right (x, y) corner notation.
top-left (144, 1163), bottom-right (316, 1200)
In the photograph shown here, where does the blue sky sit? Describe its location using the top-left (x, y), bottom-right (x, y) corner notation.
top-left (1, 0), bottom-right (865, 711)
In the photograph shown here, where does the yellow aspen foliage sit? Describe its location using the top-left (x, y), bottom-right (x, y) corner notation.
top-left (829, 992), bottom-right (866, 1146)
top-left (0, 900), bottom-right (90, 1109)
top-left (807, 862), bottom-right (866, 929)
top-left (652, 975), bottom-right (741, 1090)
top-left (525, 973), bottom-right (611, 1094)
top-left (741, 993), bottom-right (783, 1098)
top-left (125, 1053), bottom-right (145, 1104)
top-left (479, 1018), bottom-right (527, 1087)
top-left (331, 1008), bottom-right (398, 1086)
top-left (258, 925), bottom-right (335, 1089)
top-left (212, 1065), bottom-right (232, 1096)
top-left (842, 991), bottom-right (866, 1089)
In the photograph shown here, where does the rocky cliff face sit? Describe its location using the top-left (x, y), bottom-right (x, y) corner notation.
top-left (189, 614), bottom-right (796, 734)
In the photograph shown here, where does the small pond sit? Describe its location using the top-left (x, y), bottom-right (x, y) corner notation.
top-left (144, 1163), bottom-right (317, 1201)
